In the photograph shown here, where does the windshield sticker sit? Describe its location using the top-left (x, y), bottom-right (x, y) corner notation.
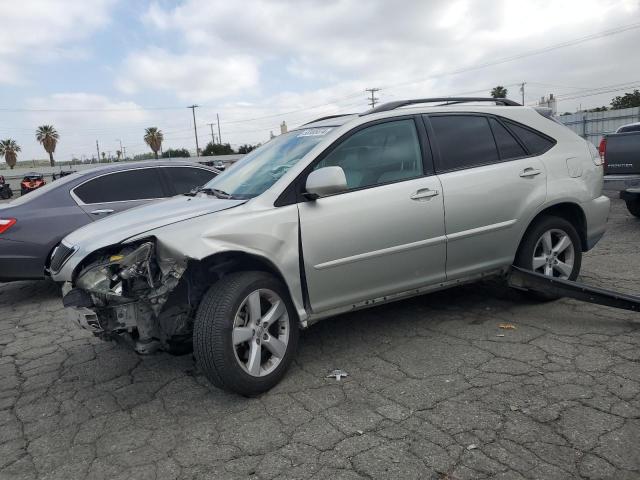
top-left (296, 127), bottom-right (333, 137)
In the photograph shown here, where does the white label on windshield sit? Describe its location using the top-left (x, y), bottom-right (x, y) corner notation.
top-left (296, 128), bottom-right (333, 137)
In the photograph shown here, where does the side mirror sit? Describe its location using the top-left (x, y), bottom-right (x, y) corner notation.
top-left (305, 166), bottom-right (348, 199)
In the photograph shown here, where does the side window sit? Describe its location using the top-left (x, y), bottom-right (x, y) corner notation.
top-left (315, 119), bottom-right (423, 190)
top-left (73, 168), bottom-right (166, 204)
top-left (429, 115), bottom-right (498, 171)
top-left (165, 167), bottom-right (217, 194)
top-left (502, 120), bottom-right (555, 155)
top-left (489, 118), bottom-right (527, 160)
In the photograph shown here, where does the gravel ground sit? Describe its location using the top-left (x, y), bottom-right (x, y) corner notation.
top-left (0, 196), bottom-right (638, 480)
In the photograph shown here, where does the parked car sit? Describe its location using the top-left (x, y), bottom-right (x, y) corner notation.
top-left (0, 161), bottom-right (219, 281)
top-left (0, 176), bottom-right (12, 200)
top-left (600, 124), bottom-right (640, 217)
top-left (53, 98), bottom-right (609, 395)
top-left (52, 170), bottom-right (76, 181)
top-left (20, 172), bottom-right (46, 195)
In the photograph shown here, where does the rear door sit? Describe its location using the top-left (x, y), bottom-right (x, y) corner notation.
top-left (425, 113), bottom-right (549, 279)
top-left (72, 167), bottom-right (169, 219)
top-left (298, 117), bottom-right (447, 313)
top-left (160, 166), bottom-right (218, 195)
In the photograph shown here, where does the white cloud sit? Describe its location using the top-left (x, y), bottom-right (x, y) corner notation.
top-left (0, 0), bottom-right (115, 84)
top-left (116, 48), bottom-right (260, 102)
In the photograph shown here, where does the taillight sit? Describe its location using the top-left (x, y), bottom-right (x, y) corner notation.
top-left (598, 138), bottom-right (607, 167)
top-left (0, 218), bottom-right (16, 234)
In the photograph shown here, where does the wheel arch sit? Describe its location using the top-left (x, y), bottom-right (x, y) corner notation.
top-left (182, 250), bottom-right (302, 322)
top-left (517, 201), bottom-right (588, 256)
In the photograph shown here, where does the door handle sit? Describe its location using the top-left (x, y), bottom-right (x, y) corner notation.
top-left (410, 188), bottom-right (439, 200)
top-left (520, 168), bottom-right (542, 178)
top-left (90, 209), bottom-right (114, 215)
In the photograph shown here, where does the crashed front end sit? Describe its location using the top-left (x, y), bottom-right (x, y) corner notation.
top-left (61, 240), bottom-right (191, 354)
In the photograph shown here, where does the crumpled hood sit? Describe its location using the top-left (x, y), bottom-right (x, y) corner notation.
top-left (62, 194), bottom-right (246, 249)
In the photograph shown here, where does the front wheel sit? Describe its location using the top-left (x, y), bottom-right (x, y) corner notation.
top-left (194, 271), bottom-right (299, 396)
top-left (625, 199), bottom-right (640, 218)
top-left (514, 215), bottom-right (582, 300)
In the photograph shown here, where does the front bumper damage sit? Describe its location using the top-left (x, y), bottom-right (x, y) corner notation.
top-left (62, 240), bottom-right (190, 354)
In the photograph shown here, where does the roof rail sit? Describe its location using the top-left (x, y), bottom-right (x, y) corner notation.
top-left (302, 113), bottom-right (356, 125)
top-left (361, 97), bottom-right (521, 115)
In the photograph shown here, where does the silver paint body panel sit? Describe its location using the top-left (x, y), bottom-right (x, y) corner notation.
top-left (53, 105), bottom-right (609, 325)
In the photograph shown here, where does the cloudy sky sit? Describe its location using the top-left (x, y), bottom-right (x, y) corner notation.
top-left (1, 0), bottom-right (639, 163)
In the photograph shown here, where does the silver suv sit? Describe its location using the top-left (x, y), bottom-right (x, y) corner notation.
top-left (52, 98), bottom-right (610, 395)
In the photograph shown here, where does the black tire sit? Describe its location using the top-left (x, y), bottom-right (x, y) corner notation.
top-left (514, 215), bottom-right (582, 301)
top-left (193, 271), bottom-right (299, 396)
top-left (625, 199), bottom-right (640, 218)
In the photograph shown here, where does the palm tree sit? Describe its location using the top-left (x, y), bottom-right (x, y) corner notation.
top-left (491, 86), bottom-right (508, 99)
top-left (144, 127), bottom-right (164, 159)
top-left (35, 125), bottom-right (59, 167)
top-left (0, 139), bottom-right (21, 169)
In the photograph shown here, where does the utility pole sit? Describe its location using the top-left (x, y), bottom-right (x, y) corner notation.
top-left (365, 88), bottom-right (380, 108)
top-left (207, 123), bottom-right (216, 145)
top-left (520, 82), bottom-right (526, 105)
top-left (122, 146), bottom-right (127, 160)
top-left (96, 140), bottom-right (100, 164)
top-left (117, 139), bottom-right (123, 156)
top-left (188, 104), bottom-right (200, 157)
top-left (216, 113), bottom-right (222, 144)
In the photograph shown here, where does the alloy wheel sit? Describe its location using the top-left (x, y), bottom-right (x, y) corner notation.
top-left (231, 288), bottom-right (290, 377)
top-left (532, 228), bottom-right (575, 279)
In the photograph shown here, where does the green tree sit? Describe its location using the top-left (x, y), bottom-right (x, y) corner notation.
top-left (237, 144), bottom-right (258, 154)
top-left (586, 106), bottom-right (608, 112)
top-left (35, 125), bottom-right (59, 167)
top-left (0, 139), bottom-right (20, 169)
top-left (162, 148), bottom-right (190, 158)
top-left (202, 142), bottom-right (235, 155)
top-left (143, 127), bottom-right (164, 159)
top-left (610, 90), bottom-right (640, 110)
top-left (133, 152), bottom-right (156, 161)
top-left (490, 86), bottom-right (508, 98)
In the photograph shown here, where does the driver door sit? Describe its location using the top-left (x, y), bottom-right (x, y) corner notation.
top-left (298, 118), bottom-right (447, 313)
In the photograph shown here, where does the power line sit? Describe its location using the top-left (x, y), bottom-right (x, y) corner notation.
top-left (378, 21), bottom-right (640, 92)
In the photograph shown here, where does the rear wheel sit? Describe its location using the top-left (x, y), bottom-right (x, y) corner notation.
top-left (514, 215), bottom-right (582, 300)
top-left (625, 199), bottom-right (640, 218)
top-left (193, 271), bottom-right (299, 396)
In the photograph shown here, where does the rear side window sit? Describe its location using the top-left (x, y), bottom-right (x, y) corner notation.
top-left (489, 118), bottom-right (527, 160)
top-left (429, 115), bottom-right (498, 171)
top-left (165, 167), bottom-right (217, 194)
top-left (502, 120), bottom-right (555, 155)
top-left (74, 168), bottom-right (166, 204)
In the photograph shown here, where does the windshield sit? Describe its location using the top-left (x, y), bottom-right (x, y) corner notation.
top-left (202, 127), bottom-right (333, 199)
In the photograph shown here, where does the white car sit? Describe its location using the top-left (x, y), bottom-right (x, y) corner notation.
top-left (52, 97), bottom-right (610, 395)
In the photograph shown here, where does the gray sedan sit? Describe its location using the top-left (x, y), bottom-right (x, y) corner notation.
top-left (0, 160), bottom-right (219, 281)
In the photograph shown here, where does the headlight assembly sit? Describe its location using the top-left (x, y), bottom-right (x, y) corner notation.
top-left (75, 242), bottom-right (155, 296)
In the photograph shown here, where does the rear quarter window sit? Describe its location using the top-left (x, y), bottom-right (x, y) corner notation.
top-left (502, 120), bottom-right (556, 155)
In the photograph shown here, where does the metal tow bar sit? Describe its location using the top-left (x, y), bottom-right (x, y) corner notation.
top-left (507, 266), bottom-right (640, 313)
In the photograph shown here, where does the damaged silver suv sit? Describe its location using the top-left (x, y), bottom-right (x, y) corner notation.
top-left (52, 98), bottom-right (610, 395)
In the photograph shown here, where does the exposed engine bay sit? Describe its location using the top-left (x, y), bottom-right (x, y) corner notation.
top-left (62, 240), bottom-right (194, 354)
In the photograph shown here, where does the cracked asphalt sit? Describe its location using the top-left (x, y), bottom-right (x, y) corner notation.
top-left (1, 195), bottom-right (639, 480)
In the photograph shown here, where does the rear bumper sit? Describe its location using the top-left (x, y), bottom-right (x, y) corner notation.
top-left (603, 174), bottom-right (640, 192)
top-left (582, 195), bottom-right (610, 251)
top-left (620, 190), bottom-right (640, 202)
top-left (0, 239), bottom-right (47, 281)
